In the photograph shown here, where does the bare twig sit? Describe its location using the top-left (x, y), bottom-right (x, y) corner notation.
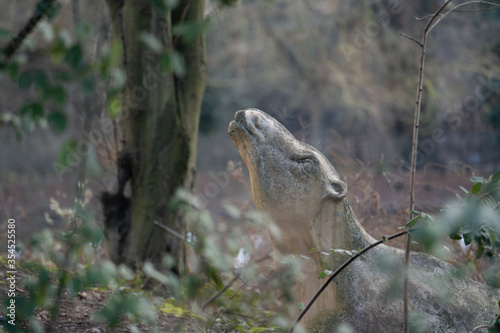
top-left (173, 0), bottom-right (194, 47)
top-left (202, 251), bottom-right (271, 309)
top-left (429, 2), bottom-right (500, 32)
top-left (403, 2), bottom-right (500, 332)
top-left (288, 229), bottom-right (410, 333)
top-left (208, 276), bottom-right (251, 330)
top-left (404, 2), bottom-right (453, 331)
top-left (469, 324), bottom-right (490, 332)
top-left (399, 33), bottom-right (423, 47)
top-left (416, 14), bottom-right (436, 21)
top-left (1, 0), bottom-right (58, 63)
top-left (416, 1), bottom-right (500, 21)
top-left (202, 273), bottom-right (241, 309)
top-left (154, 220), bottom-right (186, 241)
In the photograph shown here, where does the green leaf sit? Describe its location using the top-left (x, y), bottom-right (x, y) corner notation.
top-left (108, 39), bottom-right (122, 68)
top-left (298, 302), bottom-right (305, 311)
top-left (57, 138), bottom-right (79, 169)
top-left (405, 215), bottom-right (421, 228)
top-left (20, 102), bottom-right (44, 120)
top-left (489, 231), bottom-right (497, 247)
top-left (470, 182), bottom-right (482, 195)
top-left (37, 20), bottom-right (54, 42)
top-left (318, 271), bottom-right (327, 279)
top-left (50, 39), bottom-right (67, 60)
top-left (486, 171), bottom-right (500, 192)
top-left (382, 236), bottom-right (388, 243)
top-left (37, 1), bottom-right (62, 19)
top-left (160, 51), bottom-right (185, 77)
top-left (183, 274), bottom-right (201, 299)
top-left (7, 62), bottom-right (19, 79)
top-left (67, 276), bottom-right (82, 297)
top-left (108, 97), bottom-right (121, 119)
top-left (476, 242), bottom-right (484, 259)
top-left (151, 0), bottom-right (179, 11)
top-left (208, 265), bottom-right (224, 290)
top-left (54, 71), bottom-right (72, 82)
top-left (221, 200), bottom-right (241, 219)
top-left (34, 70), bottom-right (49, 91)
top-left (45, 85), bottom-right (67, 105)
top-left (470, 176), bottom-right (486, 184)
top-left (463, 233), bottom-right (472, 246)
top-left (139, 33), bottom-right (164, 53)
top-left (18, 71), bottom-right (34, 89)
top-left (64, 44), bottom-right (84, 68)
top-left (47, 111), bottom-right (67, 134)
top-left (490, 171), bottom-right (500, 184)
top-left (108, 68), bottom-right (126, 97)
top-left (170, 51), bottom-right (186, 77)
top-left (459, 186), bottom-right (469, 194)
top-left (172, 18), bottom-right (212, 42)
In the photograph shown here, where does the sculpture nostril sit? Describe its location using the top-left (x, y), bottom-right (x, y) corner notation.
top-left (253, 115), bottom-right (262, 130)
top-left (235, 110), bottom-right (246, 123)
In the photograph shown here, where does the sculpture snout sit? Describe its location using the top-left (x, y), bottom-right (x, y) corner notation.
top-left (232, 108), bottom-right (267, 136)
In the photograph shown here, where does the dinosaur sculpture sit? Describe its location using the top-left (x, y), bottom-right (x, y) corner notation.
top-left (228, 108), bottom-right (500, 332)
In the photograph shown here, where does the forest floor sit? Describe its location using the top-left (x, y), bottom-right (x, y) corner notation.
top-left (0, 277), bottom-right (191, 332)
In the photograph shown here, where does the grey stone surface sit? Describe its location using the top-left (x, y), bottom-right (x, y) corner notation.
top-left (229, 108), bottom-right (500, 332)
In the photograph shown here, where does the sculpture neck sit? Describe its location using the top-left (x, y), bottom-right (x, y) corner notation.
top-left (310, 199), bottom-right (374, 255)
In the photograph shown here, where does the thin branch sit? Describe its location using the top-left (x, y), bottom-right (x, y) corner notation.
top-left (416, 14), bottom-right (436, 21)
top-left (173, 0), bottom-right (194, 47)
top-left (208, 276), bottom-right (251, 330)
top-left (202, 273), bottom-right (241, 309)
top-left (399, 33), bottom-right (423, 47)
top-left (154, 220), bottom-right (186, 241)
top-left (415, 2), bottom-right (500, 20)
top-left (469, 324), bottom-right (490, 332)
top-left (402, 232), bottom-right (412, 332)
top-left (405, 2), bottom-right (453, 331)
top-left (202, 251), bottom-right (271, 309)
top-left (424, 0), bottom-right (453, 33)
top-left (429, 1), bottom-right (500, 33)
top-left (1, 0), bottom-right (58, 63)
top-left (404, 2), bottom-right (500, 332)
top-left (288, 229), bottom-right (410, 333)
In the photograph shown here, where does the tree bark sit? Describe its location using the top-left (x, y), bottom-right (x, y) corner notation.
top-left (102, 0), bottom-right (206, 273)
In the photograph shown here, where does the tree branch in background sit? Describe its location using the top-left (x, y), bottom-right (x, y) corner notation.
top-left (405, 1), bottom-right (453, 331)
top-left (288, 229), bottom-right (410, 333)
top-left (403, 1), bottom-right (500, 332)
top-left (1, 0), bottom-right (58, 63)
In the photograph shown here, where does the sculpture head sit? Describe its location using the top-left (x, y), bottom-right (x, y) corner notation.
top-left (228, 109), bottom-right (347, 226)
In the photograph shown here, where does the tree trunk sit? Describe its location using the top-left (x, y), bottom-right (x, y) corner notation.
top-left (102, 0), bottom-right (206, 273)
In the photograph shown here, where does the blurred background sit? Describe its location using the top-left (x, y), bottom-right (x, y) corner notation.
top-left (1, 0), bottom-right (500, 248)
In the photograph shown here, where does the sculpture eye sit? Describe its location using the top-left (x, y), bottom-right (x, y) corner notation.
top-left (301, 159), bottom-right (314, 174)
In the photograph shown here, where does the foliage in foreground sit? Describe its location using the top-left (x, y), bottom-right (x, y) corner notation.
top-left (1, 185), bottom-right (301, 332)
top-left (1, 171), bottom-right (500, 333)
